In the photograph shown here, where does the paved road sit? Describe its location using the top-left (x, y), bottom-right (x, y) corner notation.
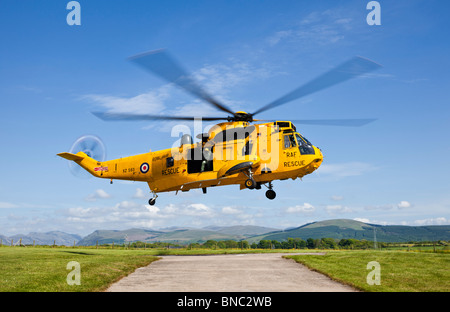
top-left (106, 253), bottom-right (356, 292)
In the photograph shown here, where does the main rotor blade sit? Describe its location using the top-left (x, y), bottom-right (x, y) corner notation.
top-left (129, 49), bottom-right (236, 117)
top-left (92, 111), bottom-right (228, 122)
top-left (290, 118), bottom-right (377, 127)
top-left (252, 56), bottom-right (382, 116)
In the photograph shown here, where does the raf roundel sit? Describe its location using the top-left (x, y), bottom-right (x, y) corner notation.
top-left (140, 162), bottom-right (149, 174)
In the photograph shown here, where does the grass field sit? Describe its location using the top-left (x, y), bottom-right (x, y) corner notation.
top-left (0, 247), bottom-right (159, 292)
top-left (286, 250), bottom-right (450, 292)
top-left (0, 247), bottom-right (448, 292)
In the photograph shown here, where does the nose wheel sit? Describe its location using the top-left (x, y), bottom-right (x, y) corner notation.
top-left (265, 182), bottom-right (276, 200)
top-left (265, 189), bottom-right (276, 200)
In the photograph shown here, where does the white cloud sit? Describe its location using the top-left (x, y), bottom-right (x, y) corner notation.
top-left (222, 206), bottom-right (241, 215)
top-left (365, 201), bottom-right (412, 211)
top-left (162, 203), bottom-right (178, 215)
top-left (267, 10), bottom-right (354, 47)
top-left (331, 195), bottom-right (344, 201)
top-left (133, 188), bottom-right (147, 199)
top-left (66, 206), bottom-right (94, 218)
top-left (96, 189), bottom-right (111, 198)
top-left (286, 203), bottom-right (315, 214)
top-left (145, 205), bottom-right (160, 214)
top-left (411, 217), bottom-right (448, 226)
top-left (85, 189), bottom-right (111, 202)
top-left (183, 203), bottom-right (214, 217)
top-left (320, 162), bottom-right (378, 178)
top-left (397, 201), bottom-right (411, 209)
top-left (326, 205), bottom-right (353, 215)
top-left (353, 218), bottom-right (389, 226)
top-left (0, 202), bottom-right (18, 209)
top-left (194, 62), bottom-right (269, 95)
top-left (61, 200), bottom-right (168, 231)
top-left (267, 30), bottom-right (293, 46)
top-left (84, 85), bottom-right (169, 115)
top-left (354, 218), bottom-right (370, 223)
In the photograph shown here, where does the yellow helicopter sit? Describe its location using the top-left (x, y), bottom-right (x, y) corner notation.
top-left (58, 50), bottom-right (381, 205)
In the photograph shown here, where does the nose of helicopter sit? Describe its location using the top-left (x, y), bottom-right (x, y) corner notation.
top-left (312, 146), bottom-right (324, 170)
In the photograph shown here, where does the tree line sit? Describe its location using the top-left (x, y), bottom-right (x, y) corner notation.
top-left (191, 238), bottom-right (382, 250)
top-left (117, 238), bottom-right (374, 250)
top-left (102, 238), bottom-right (449, 250)
top-left (190, 238), bottom-right (449, 250)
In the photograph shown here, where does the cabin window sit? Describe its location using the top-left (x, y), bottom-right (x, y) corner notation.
top-left (166, 157), bottom-right (174, 168)
top-left (187, 147), bottom-right (213, 174)
top-left (283, 134), bottom-right (297, 149)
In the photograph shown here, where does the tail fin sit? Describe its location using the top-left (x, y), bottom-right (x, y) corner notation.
top-left (57, 151), bottom-right (102, 177)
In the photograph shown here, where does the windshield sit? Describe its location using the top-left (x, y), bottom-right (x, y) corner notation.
top-left (295, 133), bottom-right (315, 155)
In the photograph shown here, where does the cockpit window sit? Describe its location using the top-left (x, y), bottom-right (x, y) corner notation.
top-left (297, 134), bottom-right (311, 145)
top-left (295, 133), bottom-right (315, 155)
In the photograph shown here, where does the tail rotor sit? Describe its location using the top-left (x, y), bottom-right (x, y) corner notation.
top-left (67, 135), bottom-right (106, 178)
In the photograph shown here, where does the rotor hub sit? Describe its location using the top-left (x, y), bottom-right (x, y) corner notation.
top-left (229, 111), bottom-right (253, 122)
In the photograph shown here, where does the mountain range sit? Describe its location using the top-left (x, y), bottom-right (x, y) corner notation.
top-left (0, 231), bottom-right (82, 246)
top-left (247, 219), bottom-right (450, 243)
top-left (76, 225), bottom-right (279, 246)
top-left (1, 219), bottom-right (449, 246)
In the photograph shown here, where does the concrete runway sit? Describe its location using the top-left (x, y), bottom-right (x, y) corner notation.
top-left (106, 253), bottom-right (357, 292)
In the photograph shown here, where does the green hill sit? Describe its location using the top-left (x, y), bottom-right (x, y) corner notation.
top-left (151, 229), bottom-right (240, 244)
top-left (77, 228), bottom-right (164, 246)
top-left (203, 225), bottom-right (280, 237)
top-left (76, 225), bottom-right (280, 246)
top-left (249, 219), bottom-right (450, 243)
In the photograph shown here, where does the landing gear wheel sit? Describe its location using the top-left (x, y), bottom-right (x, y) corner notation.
top-left (245, 178), bottom-right (256, 189)
top-left (148, 192), bottom-right (158, 206)
top-left (265, 189), bottom-right (276, 200)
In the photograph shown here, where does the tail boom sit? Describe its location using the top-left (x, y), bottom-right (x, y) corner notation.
top-left (58, 151), bottom-right (153, 181)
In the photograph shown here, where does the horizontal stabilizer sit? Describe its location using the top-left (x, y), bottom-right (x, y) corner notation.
top-left (57, 152), bottom-right (85, 162)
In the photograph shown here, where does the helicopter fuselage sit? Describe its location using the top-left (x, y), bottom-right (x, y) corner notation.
top-left (59, 120), bottom-right (323, 201)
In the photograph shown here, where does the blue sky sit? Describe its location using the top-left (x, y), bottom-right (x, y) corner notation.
top-left (0, 0), bottom-right (449, 236)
